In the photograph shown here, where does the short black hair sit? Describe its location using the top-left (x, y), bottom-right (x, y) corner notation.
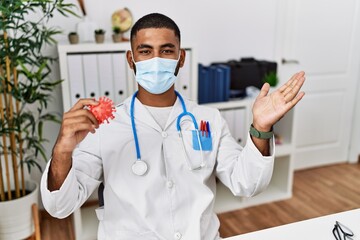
top-left (130, 13), bottom-right (181, 43)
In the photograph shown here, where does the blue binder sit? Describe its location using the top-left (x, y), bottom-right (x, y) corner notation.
top-left (218, 64), bottom-right (231, 102)
top-left (198, 63), bottom-right (232, 103)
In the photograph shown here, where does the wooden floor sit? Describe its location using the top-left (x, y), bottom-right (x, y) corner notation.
top-left (40, 211), bottom-right (75, 240)
top-left (39, 162), bottom-right (360, 239)
top-left (218, 162), bottom-right (360, 238)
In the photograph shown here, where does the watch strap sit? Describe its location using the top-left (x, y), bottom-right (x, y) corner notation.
top-left (249, 124), bottom-right (273, 139)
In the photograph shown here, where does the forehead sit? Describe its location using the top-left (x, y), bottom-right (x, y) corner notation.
top-left (131, 28), bottom-right (180, 49)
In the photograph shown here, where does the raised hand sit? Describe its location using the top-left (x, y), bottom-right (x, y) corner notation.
top-left (252, 71), bottom-right (306, 132)
top-left (48, 99), bottom-right (100, 191)
top-left (54, 99), bottom-right (100, 154)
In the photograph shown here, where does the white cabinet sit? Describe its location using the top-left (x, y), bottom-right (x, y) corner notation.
top-left (58, 43), bottom-right (134, 111)
top-left (57, 42), bottom-right (294, 239)
top-left (204, 99), bottom-right (294, 213)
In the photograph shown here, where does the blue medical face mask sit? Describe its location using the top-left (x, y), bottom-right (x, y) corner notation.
top-left (133, 54), bottom-right (180, 94)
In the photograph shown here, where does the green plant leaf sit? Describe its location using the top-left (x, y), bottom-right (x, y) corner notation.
top-left (1, 0), bottom-right (78, 199)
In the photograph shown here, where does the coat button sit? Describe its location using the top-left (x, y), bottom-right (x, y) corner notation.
top-left (174, 232), bottom-right (182, 240)
top-left (166, 180), bottom-right (174, 188)
top-left (162, 131), bottom-right (168, 138)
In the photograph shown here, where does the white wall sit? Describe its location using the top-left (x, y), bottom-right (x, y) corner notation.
top-left (52, 0), bottom-right (279, 63)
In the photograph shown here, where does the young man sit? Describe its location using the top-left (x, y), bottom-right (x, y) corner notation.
top-left (41, 13), bottom-right (305, 239)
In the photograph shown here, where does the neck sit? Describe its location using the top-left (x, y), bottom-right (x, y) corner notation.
top-left (136, 86), bottom-right (177, 107)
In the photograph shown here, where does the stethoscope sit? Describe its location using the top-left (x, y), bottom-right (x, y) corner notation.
top-left (130, 90), bottom-right (203, 176)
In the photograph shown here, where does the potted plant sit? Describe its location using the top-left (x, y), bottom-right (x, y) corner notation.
top-left (95, 29), bottom-right (106, 43)
top-left (0, 0), bottom-right (76, 239)
top-left (68, 31), bottom-right (79, 44)
top-left (263, 71), bottom-right (279, 87)
top-left (112, 26), bottom-right (122, 43)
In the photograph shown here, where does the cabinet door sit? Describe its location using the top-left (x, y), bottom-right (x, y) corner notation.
top-left (67, 54), bottom-right (85, 107)
top-left (98, 53), bottom-right (115, 100)
top-left (233, 109), bottom-right (247, 146)
top-left (220, 108), bottom-right (247, 147)
top-left (82, 54), bottom-right (100, 98)
top-left (112, 52), bottom-right (129, 104)
top-left (277, 0), bottom-right (360, 169)
top-left (175, 49), bottom-right (194, 100)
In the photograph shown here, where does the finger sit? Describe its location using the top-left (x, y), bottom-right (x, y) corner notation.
top-left (69, 98), bottom-right (99, 111)
top-left (285, 91), bottom-right (305, 110)
top-left (258, 82), bottom-right (270, 98)
top-left (63, 109), bottom-right (99, 127)
top-left (284, 76), bottom-right (306, 102)
top-left (62, 114), bottom-right (99, 131)
top-left (278, 71), bottom-right (305, 93)
top-left (62, 122), bottom-right (97, 137)
top-left (63, 114), bottom-right (96, 126)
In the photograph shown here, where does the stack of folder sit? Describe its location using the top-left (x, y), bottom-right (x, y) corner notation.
top-left (198, 63), bottom-right (231, 104)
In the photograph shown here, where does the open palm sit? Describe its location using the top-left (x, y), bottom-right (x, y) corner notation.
top-left (252, 71), bottom-right (306, 131)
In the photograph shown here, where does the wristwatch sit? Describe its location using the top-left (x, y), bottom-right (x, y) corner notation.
top-left (249, 124), bottom-right (273, 139)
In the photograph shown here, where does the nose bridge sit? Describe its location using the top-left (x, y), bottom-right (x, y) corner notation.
top-left (153, 48), bottom-right (161, 58)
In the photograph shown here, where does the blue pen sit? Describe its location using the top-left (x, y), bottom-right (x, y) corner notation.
top-left (206, 121), bottom-right (211, 138)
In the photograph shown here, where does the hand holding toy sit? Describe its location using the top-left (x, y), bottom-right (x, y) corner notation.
top-left (88, 96), bottom-right (116, 124)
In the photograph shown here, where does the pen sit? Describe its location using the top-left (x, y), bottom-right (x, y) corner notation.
top-left (206, 121), bottom-right (211, 138)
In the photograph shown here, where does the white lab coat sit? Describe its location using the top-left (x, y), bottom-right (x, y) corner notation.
top-left (41, 95), bottom-right (275, 240)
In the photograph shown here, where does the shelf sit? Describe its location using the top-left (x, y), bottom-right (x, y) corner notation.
top-left (275, 143), bottom-right (293, 157)
top-left (80, 205), bottom-right (98, 240)
top-left (202, 98), bottom-right (253, 110)
top-left (58, 42), bottom-right (131, 53)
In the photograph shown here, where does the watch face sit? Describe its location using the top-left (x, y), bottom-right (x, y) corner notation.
top-left (112, 8), bottom-right (133, 33)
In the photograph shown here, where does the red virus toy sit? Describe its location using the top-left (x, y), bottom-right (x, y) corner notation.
top-left (88, 96), bottom-right (116, 124)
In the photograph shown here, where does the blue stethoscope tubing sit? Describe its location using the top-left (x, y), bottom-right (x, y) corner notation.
top-left (130, 90), bottom-right (201, 175)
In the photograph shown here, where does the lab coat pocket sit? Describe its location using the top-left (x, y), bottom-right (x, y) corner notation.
top-left (95, 206), bottom-right (104, 221)
top-left (180, 130), bottom-right (216, 170)
top-left (192, 130), bottom-right (213, 151)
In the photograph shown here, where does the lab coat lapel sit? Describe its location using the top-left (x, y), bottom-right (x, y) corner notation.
top-left (129, 97), bottom-right (163, 132)
top-left (165, 97), bottom-right (184, 130)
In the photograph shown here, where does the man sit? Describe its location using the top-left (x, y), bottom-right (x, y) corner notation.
top-left (41, 13), bottom-right (305, 239)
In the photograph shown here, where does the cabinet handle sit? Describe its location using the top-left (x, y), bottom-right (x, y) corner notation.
top-left (281, 58), bottom-right (300, 64)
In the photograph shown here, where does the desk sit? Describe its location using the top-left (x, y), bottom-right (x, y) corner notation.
top-left (224, 208), bottom-right (360, 240)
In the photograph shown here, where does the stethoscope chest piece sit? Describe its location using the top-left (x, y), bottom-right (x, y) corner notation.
top-left (132, 160), bottom-right (148, 176)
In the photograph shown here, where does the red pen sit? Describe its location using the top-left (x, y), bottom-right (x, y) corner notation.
top-left (200, 120), bottom-right (204, 136)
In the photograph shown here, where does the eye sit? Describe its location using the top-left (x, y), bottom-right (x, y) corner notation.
top-left (161, 49), bottom-right (174, 55)
top-left (139, 50), bottom-right (151, 55)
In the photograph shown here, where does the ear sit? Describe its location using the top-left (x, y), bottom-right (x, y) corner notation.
top-left (179, 49), bottom-right (186, 68)
top-left (126, 50), bottom-right (134, 69)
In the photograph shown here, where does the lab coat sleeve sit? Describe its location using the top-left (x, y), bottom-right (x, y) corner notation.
top-left (40, 133), bottom-right (103, 219)
top-left (215, 115), bottom-right (275, 197)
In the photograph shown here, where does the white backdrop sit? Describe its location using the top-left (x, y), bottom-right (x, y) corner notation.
top-left (50, 0), bottom-right (279, 64)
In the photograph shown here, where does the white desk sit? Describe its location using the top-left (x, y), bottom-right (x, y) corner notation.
top-left (225, 208), bottom-right (360, 240)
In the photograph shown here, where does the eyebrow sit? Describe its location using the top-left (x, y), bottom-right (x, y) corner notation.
top-left (136, 44), bottom-right (153, 50)
top-left (136, 43), bottom-right (176, 50)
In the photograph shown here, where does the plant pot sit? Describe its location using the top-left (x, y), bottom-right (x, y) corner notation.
top-left (0, 180), bottom-right (39, 240)
top-left (95, 34), bottom-right (105, 43)
top-left (68, 34), bottom-right (79, 44)
top-left (112, 33), bottom-right (123, 43)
